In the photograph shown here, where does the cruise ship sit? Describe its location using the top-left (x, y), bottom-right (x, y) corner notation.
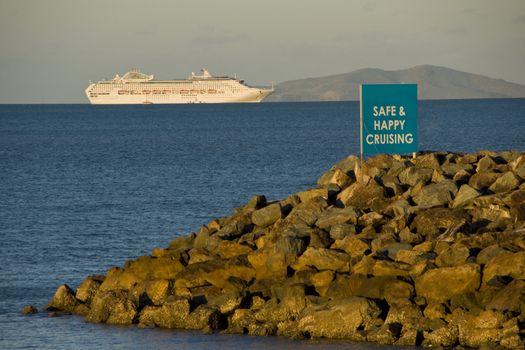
top-left (85, 69), bottom-right (273, 104)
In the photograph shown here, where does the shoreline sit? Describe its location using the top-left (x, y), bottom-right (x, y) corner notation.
top-left (44, 150), bottom-right (525, 348)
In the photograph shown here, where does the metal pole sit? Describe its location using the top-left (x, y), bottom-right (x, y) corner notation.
top-left (359, 85), bottom-right (364, 183)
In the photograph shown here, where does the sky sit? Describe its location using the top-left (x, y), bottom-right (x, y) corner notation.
top-left (0, 0), bottom-right (524, 103)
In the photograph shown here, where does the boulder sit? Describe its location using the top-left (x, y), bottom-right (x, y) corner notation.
top-left (483, 251), bottom-right (525, 285)
top-left (251, 203), bottom-right (282, 227)
top-left (138, 297), bottom-right (190, 328)
top-left (330, 236), bottom-right (370, 258)
top-left (310, 270), bottom-right (334, 296)
top-left (415, 153), bottom-right (441, 170)
top-left (21, 305), bottom-right (38, 315)
top-left (248, 250), bottom-right (291, 281)
top-left (452, 184), bottom-right (480, 208)
top-left (216, 241), bottom-right (253, 259)
top-left (315, 206), bottom-right (358, 230)
top-left (398, 166), bottom-right (433, 186)
top-left (333, 155), bottom-right (360, 174)
top-left (488, 171), bottom-right (520, 193)
top-left (86, 290), bottom-right (137, 325)
top-left (469, 172), bottom-right (501, 190)
top-left (292, 247), bottom-right (350, 272)
top-left (412, 180), bottom-right (457, 208)
top-left (317, 167), bottom-right (353, 188)
top-left (216, 217), bottom-right (252, 239)
top-left (329, 223), bottom-right (356, 240)
top-left (476, 244), bottom-right (508, 265)
top-left (295, 188), bottom-right (329, 204)
top-left (487, 280), bottom-right (525, 312)
top-left (325, 274), bottom-right (414, 302)
top-left (423, 325), bottom-right (459, 347)
top-left (415, 264), bottom-right (480, 302)
top-left (435, 243), bottom-right (470, 267)
top-left (337, 181), bottom-right (387, 210)
top-left (75, 275), bottom-right (103, 304)
top-left (144, 279), bottom-right (170, 305)
top-left (295, 297), bottom-right (380, 339)
top-left (45, 284), bottom-right (80, 313)
top-left (244, 195), bottom-right (267, 211)
top-left (411, 208), bottom-right (468, 239)
top-left (206, 292), bottom-right (243, 314)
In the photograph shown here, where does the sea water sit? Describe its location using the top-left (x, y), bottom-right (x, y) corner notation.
top-left (1, 100), bottom-right (524, 349)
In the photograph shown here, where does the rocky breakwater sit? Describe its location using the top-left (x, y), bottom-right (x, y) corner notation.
top-left (46, 151), bottom-right (525, 348)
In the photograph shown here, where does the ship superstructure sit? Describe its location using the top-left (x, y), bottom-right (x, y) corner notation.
top-left (85, 69), bottom-right (273, 104)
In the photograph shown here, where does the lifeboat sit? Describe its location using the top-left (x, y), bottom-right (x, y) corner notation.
top-left (142, 90), bottom-right (151, 94)
top-left (208, 89), bottom-right (217, 94)
top-left (162, 90), bottom-right (171, 94)
top-left (131, 90), bottom-right (141, 95)
top-left (180, 90), bottom-right (189, 94)
top-left (152, 90), bottom-right (161, 94)
top-left (118, 90), bottom-right (129, 95)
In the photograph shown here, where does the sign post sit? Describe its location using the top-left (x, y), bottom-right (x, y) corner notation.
top-left (360, 84), bottom-right (418, 162)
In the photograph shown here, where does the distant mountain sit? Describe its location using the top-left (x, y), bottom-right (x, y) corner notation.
top-left (266, 65), bottom-right (525, 102)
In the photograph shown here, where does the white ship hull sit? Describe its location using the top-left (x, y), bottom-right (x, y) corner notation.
top-left (85, 69), bottom-right (273, 104)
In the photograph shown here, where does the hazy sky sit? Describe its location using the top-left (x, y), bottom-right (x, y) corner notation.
top-left (1, 0), bottom-right (524, 103)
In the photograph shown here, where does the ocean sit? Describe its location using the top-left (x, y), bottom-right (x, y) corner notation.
top-left (1, 100), bottom-right (524, 349)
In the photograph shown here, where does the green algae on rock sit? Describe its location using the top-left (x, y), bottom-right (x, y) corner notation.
top-left (46, 151), bottom-right (525, 348)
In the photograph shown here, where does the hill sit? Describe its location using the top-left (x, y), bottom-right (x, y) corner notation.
top-left (266, 65), bottom-right (525, 101)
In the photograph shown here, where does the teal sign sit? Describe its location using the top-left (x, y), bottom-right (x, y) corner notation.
top-left (360, 84), bottom-right (418, 156)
